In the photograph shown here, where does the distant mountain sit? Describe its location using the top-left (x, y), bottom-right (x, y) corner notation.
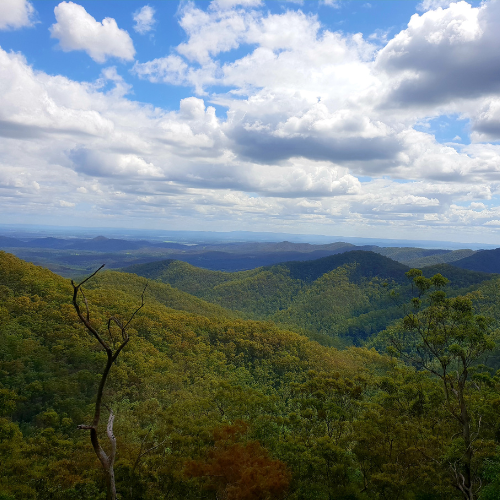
top-left (122, 251), bottom-right (412, 341)
top-left (123, 250), bottom-right (410, 291)
top-left (422, 264), bottom-right (494, 288)
top-left (26, 237), bottom-right (75, 249)
top-left (0, 235), bottom-right (29, 247)
top-left (165, 249), bottom-right (367, 271)
top-left (452, 248), bottom-right (500, 274)
top-left (200, 241), bottom-right (356, 254)
top-left (373, 247), bottom-right (450, 266)
top-left (0, 235), bottom-right (194, 253)
top-left (403, 249), bottom-right (476, 268)
top-left (275, 250), bottom-right (410, 284)
top-left (64, 236), bottom-right (149, 252)
top-left (0, 232), bottom-right (487, 276)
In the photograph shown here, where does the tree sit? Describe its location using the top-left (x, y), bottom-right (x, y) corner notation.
top-left (388, 269), bottom-right (495, 500)
top-left (71, 265), bottom-right (146, 500)
top-left (184, 421), bottom-right (290, 500)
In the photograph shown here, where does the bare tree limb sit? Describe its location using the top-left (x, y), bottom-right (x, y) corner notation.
top-left (71, 265), bottom-right (146, 500)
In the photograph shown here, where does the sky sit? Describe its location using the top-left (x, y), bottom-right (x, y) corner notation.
top-left (1, 0), bottom-right (500, 244)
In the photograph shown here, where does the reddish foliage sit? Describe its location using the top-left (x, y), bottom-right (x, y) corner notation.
top-left (185, 422), bottom-right (290, 500)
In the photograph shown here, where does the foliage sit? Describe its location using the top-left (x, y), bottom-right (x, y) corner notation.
top-left (3, 252), bottom-right (500, 499)
top-left (386, 269), bottom-right (497, 500)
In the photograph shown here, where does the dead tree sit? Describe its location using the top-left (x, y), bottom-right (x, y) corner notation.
top-left (71, 265), bottom-right (147, 500)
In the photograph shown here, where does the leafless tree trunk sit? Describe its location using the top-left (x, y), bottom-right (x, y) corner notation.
top-left (72, 265), bottom-right (146, 500)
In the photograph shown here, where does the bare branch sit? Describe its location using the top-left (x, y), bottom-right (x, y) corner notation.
top-left (75, 264), bottom-right (106, 288)
top-left (70, 265), bottom-right (147, 500)
top-left (81, 288), bottom-right (90, 323)
top-left (123, 283), bottom-right (148, 330)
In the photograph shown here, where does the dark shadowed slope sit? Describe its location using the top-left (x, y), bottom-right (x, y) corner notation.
top-left (451, 248), bottom-right (500, 274)
top-left (422, 264), bottom-right (495, 288)
top-left (276, 250), bottom-right (409, 283)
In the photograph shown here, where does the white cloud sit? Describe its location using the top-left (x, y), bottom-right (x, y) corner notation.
top-left (376, 1), bottom-right (500, 108)
top-left (133, 5), bottom-right (156, 34)
top-left (210, 0), bottom-right (262, 10)
top-left (0, 0), bottom-right (35, 30)
top-left (0, 49), bottom-right (115, 136)
top-left (135, 7), bottom-right (376, 98)
top-left (320, 0), bottom-right (341, 8)
top-left (175, 2), bottom-right (254, 64)
top-left (133, 55), bottom-right (191, 85)
top-left (470, 98), bottom-right (500, 142)
top-left (6, 1), bottom-right (500, 240)
top-left (70, 149), bottom-right (163, 178)
top-left (50, 2), bottom-right (135, 63)
top-left (418, 0), bottom-right (457, 12)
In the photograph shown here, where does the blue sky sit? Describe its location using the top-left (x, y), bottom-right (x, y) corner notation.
top-left (0, 1), bottom-right (426, 110)
top-left (1, 0), bottom-right (500, 244)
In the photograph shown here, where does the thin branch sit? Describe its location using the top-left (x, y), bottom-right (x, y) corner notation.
top-left (81, 288), bottom-right (90, 323)
top-left (75, 264), bottom-right (106, 288)
top-left (71, 265), bottom-right (146, 500)
top-left (123, 283), bottom-right (148, 330)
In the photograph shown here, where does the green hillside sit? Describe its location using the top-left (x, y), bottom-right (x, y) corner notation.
top-left (81, 266), bottom-right (239, 320)
top-left (404, 248), bottom-right (476, 268)
top-left (372, 247), bottom-right (476, 268)
top-left (422, 263), bottom-right (494, 289)
top-left (452, 247), bottom-right (500, 273)
top-left (123, 252), bottom-right (409, 341)
top-left (122, 259), bottom-right (258, 295)
top-left (374, 246), bottom-right (448, 264)
top-left (275, 250), bottom-right (409, 283)
top-left (4, 252), bottom-right (500, 499)
top-left (122, 252), bottom-right (496, 344)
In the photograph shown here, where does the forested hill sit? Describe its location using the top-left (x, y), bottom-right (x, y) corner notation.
top-left (122, 250), bottom-right (494, 344)
top-left (5, 252), bottom-right (500, 499)
top-left (422, 263), bottom-right (494, 288)
top-left (0, 250), bottom-right (394, 499)
top-left (452, 247), bottom-right (500, 273)
top-left (122, 250), bottom-right (410, 288)
top-left (275, 250), bottom-right (409, 283)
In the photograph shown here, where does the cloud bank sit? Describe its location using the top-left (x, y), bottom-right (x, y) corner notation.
top-left (2, 0), bottom-right (500, 241)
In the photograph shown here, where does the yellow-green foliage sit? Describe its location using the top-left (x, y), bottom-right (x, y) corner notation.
top-left (0, 252), bottom-right (388, 499)
top-left (123, 258), bottom-right (408, 342)
top-left (2, 251), bottom-right (500, 500)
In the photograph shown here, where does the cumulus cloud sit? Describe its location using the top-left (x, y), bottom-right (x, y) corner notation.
top-left (50, 2), bottom-right (135, 63)
top-left (417, 0), bottom-right (457, 12)
top-left (133, 54), bottom-right (191, 86)
top-left (470, 98), bottom-right (500, 141)
top-left (133, 5), bottom-right (156, 34)
top-left (174, 2), bottom-right (255, 64)
top-left (0, 0), bottom-right (35, 30)
top-left (134, 5), bottom-right (381, 158)
top-left (0, 50), bottom-right (115, 137)
top-left (377, 1), bottom-right (500, 107)
top-left (6, 1), bottom-right (500, 239)
top-left (70, 149), bottom-right (163, 178)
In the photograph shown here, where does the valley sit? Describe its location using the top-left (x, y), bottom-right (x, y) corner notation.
top-left (2, 234), bottom-right (500, 499)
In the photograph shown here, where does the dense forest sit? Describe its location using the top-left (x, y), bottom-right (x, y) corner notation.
top-left (3, 249), bottom-right (500, 499)
top-left (0, 235), bottom-right (486, 276)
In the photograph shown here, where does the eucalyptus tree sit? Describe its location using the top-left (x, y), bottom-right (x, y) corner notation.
top-left (388, 269), bottom-right (495, 500)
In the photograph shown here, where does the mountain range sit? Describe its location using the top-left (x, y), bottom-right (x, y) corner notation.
top-left (0, 234), bottom-right (493, 276)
